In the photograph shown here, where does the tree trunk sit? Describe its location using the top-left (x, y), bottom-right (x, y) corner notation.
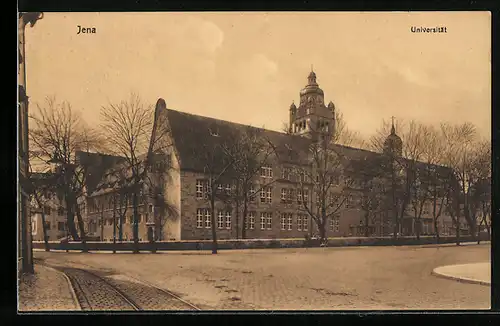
top-left (477, 218), bottom-right (482, 244)
top-left (433, 218), bottom-right (440, 244)
top-left (318, 219), bottom-right (327, 246)
top-left (455, 218), bottom-right (460, 246)
top-left (241, 196), bottom-right (248, 239)
top-left (415, 217), bottom-right (421, 241)
top-left (75, 201), bottom-right (88, 253)
top-left (65, 197), bottom-right (79, 240)
top-left (364, 211), bottom-right (370, 237)
top-left (210, 195), bottom-right (218, 254)
top-left (40, 211), bottom-right (50, 252)
top-left (113, 195), bottom-right (117, 254)
top-left (132, 191), bottom-right (139, 254)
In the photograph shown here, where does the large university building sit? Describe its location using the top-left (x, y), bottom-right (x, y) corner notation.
top-left (77, 71), bottom-right (467, 242)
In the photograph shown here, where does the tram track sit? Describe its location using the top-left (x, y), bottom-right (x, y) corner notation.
top-left (34, 258), bottom-right (200, 311)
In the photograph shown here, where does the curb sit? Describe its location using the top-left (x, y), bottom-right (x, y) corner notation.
top-left (431, 267), bottom-right (491, 287)
top-left (38, 264), bottom-right (82, 310)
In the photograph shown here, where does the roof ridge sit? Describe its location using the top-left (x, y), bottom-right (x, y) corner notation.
top-left (166, 108), bottom-right (309, 141)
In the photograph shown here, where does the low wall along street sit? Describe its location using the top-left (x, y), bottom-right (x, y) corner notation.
top-left (32, 235), bottom-right (490, 252)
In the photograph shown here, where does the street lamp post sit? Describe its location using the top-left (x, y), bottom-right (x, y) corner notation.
top-left (18, 12), bottom-right (43, 275)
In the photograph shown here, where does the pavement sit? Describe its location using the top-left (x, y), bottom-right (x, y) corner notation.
top-left (30, 243), bottom-right (491, 310)
top-left (432, 262), bottom-right (491, 286)
top-left (18, 264), bottom-right (80, 311)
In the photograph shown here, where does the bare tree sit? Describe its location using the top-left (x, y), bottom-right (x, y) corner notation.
top-left (29, 97), bottom-right (102, 251)
top-left (100, 94), bottom-right (156, 253)
top-left (370, 119), bottom-right (428, 240)
top-left (27, 164), bottom-right (54, 251)
top-left (348, 155), bottom-right (388, 237)
top-left (226, 127), bottom-right (277, 239)
top-left (440, 122), bottom-right (481, 243)
top-left (282, 111), bottom-right (359, 245)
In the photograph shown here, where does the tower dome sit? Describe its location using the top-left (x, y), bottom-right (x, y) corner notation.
top-left (300, 68), bottom-right (324, 100)
top-left (384, 118), bottom-right (402, 157)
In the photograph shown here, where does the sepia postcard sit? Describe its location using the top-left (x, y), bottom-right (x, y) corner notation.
top-left (18, 11), bottom-right (491, 312)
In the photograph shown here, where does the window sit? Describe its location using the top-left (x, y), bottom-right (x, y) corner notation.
top-left (345, 195), bottom-right (352, 208)
top-left (260, 166), bottom-right (273, 178)
top-left (281, 189), bottom-right (287, 202)
top-left (281, 167), bottom-right (292, 180)
top-left (225, 184), bottom-right (232, 195)
top-left (281, 213), bottom-right (286, 230)
top-left (225, 211), bottom-right (231, 229)
top-left (303, 215), bottom-right (309, 231)
top-left (261, 187), bottom-right (272, 203)
top-left (196, 180), bottom-right (204, 199)
top-left (57, 222), bottom-right (65, 231)
top-left (217, 184), bottom-right (223, 191)
top-left (260, 213), bottom-right (266, 230)
top-left (266, 213), bottom-right (272, 230)
top-left (204, 209), bottom-right (211, 228)
top-left (287, 213), bottom-right (293, 230)
top-left (248, 212), bottom-right (255, 230)
top-left (218, 211), bottom-right (224, 229)
top-left (297, 190), bottom-right (303, 203)
top-left (330, 216), bottom-right (340, 232)
top-left (303, 189), bottom-right (309, 203)
top-left (249, 185), bottom-right (256, 202)
top-left (45, 221), bottom-right (51, 230)
top-left (297, 215), bottom-right (303, 231)
top-left (43, 207), bottom-right (51, 215)
top-left (196, 209), bottom-right (204, 228)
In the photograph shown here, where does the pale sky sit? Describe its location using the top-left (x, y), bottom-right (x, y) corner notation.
top-left (24, 12), bottom-right (491, 139)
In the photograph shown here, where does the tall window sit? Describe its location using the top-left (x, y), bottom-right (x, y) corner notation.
top-left (248, 212), bottom-right (255, 230)
top-left (218, 211), bottom-right (224, 229)
top-left (225, 211), bottom-right (231, 229)
top-left (196, 180), bottom-right (204, 199)
top-left (303, 215), bottom-right (309, 232)
top-left (249, 185), bottom-right (256, 202)
top-left (260, 166), bottom-right (273, 178)
top-left (297, 189), bottom-right (303, 203)
top-left (196, 209), bottom-right (204, 228)
top-left (281, 213), bottom-right (286, 230)
top-left (281, 189), bottom-right (287, 203)
top-left (260, 213), bottom-right (266, 230)
top-left (287, 213), bottom-right (293, 230)
top-left (261, 187), bottom-right (272, 203)
top-left (297, 215), bottom-right (303, 231)
top-left (330, 215), bottom-right (340, 232)
top-left (303, 189), bottom-right (309, 204)
top-left (266, 213), bottom-right (272, 230)
top-left (281, 167), bottom-right (292, 180)
top-left (204, 209), bottom-right (211, 228)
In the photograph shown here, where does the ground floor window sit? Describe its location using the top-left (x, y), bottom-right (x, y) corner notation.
top-left (260, 212), bottom-right (272, 230)
top-left (225, 211), bottom-right (231, 229)
top-left (205, 210), bottom-right (211, 228)
top-left (249, 212), bottom-right (255, 230)
top-left (218, 211), bottom-right (224, 229)
top-left (196, 209), bottom-right (203, 228)
top-left (297, 215), bottom-right (303, 231)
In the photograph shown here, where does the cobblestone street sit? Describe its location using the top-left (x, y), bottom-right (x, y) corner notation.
top-left (32, 243), bottom-right (491, 310)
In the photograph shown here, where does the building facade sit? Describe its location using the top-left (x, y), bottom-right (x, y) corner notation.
top-left (82, 71), bottom-right (469, 242)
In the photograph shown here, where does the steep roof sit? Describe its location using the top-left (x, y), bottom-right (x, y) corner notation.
top-left (164, 108), bottom-right (382, 172)
top-left (75, 151), bottom-right (126, 194)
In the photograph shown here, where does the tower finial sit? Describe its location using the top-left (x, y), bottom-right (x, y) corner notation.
top-left (391, 116), bottom-right (396, 135)
top-left (311, 64), bottom-right (313, 72)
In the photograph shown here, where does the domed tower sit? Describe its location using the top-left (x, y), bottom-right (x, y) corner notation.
top-left (383, 117), bottom-right (403, 157)
top-left (289, 68), bottom-right (336, 142)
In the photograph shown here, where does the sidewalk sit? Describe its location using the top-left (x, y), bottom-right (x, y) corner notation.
top-left (432, 262), bottom-right (491, 286)
top-left (18, 264), bottom-right (80, 311)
